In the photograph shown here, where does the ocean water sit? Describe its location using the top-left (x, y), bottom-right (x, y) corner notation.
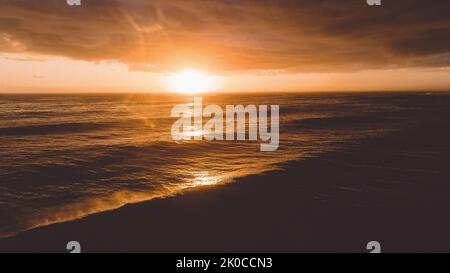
top-left (0, 92), bottom-right (441, 237)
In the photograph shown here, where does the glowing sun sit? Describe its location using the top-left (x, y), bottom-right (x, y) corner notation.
top-left (166, 69), bottom-right (217, 94)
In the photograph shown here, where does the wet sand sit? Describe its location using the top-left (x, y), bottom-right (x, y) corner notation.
top-left (1, 102), bottom-right (449, 253)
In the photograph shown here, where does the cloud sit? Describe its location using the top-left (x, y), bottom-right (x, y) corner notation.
top-left (4, 56), bottom-right (45, 62)
top-left (0, 0), bottom-right (449, 72)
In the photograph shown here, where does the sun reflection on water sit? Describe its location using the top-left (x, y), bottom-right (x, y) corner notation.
top-left (191, 171), bottom-right (223, 187)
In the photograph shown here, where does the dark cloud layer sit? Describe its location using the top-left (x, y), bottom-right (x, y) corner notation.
top-left (0, 0), bottom-right (449, 72)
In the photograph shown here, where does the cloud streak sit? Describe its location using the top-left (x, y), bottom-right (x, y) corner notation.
top-left (0, 0), bottom-right (449, 73)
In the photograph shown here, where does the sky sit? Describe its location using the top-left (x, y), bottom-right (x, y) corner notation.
top-left (0, 0), bottom-right (449, 93)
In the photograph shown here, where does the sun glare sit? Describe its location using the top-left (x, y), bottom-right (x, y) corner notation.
top-left (166, 69), bottom-right (217, 94)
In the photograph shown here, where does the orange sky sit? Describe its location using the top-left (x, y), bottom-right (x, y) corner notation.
top-left (1, 52), bottom-right (449, 93)
top-left (0, 0), bottom-right (449, 93)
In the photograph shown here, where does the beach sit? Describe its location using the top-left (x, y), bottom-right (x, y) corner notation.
top-left (1, 94), bottom-right (449, 252)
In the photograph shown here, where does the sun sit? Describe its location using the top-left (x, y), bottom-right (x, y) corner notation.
top-left (166, 69), bottom-right (217, 94)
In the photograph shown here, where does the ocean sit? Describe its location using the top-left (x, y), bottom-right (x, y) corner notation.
top-left (0, 92), bottom-right (447, 238)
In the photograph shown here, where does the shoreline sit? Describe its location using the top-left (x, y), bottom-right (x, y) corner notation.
top-left (1, 105), bottom-right (450, 252)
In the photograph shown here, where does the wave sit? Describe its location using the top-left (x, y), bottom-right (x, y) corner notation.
top-left (0, 122), bottom-right (117, 136)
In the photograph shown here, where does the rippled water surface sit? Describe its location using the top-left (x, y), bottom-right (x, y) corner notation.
top-left (0, 92), bottom-right (439, 237)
